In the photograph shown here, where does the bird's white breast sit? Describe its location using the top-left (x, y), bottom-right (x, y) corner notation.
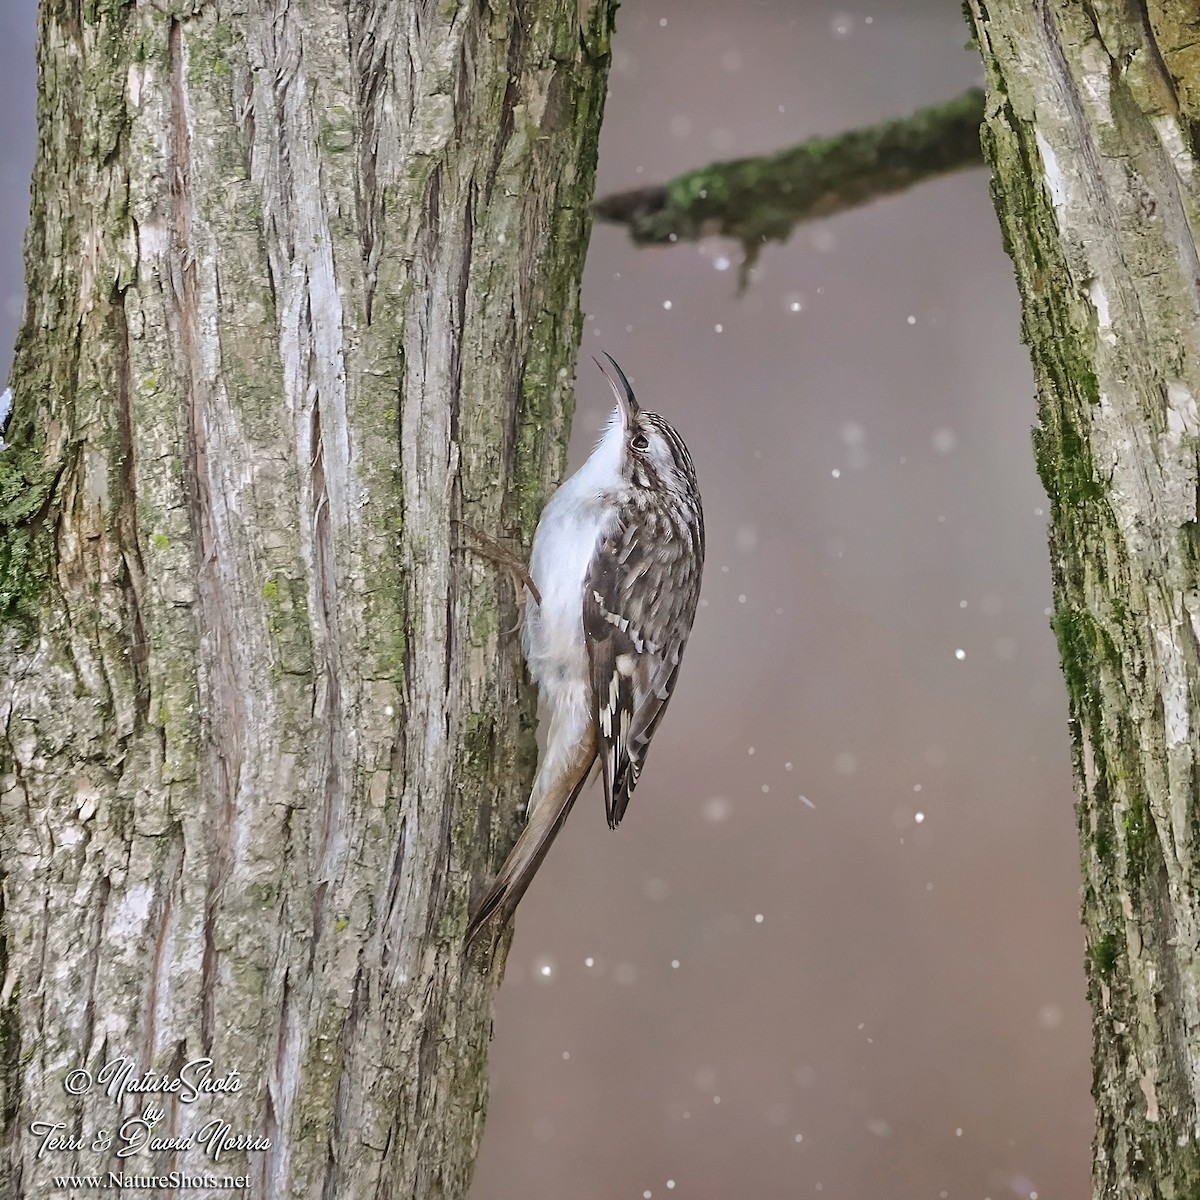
top-left (523, 413), bottom-right (625, 704)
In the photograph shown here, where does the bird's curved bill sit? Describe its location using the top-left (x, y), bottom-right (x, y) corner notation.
top-left (593, 352), bottom-right (640, 425)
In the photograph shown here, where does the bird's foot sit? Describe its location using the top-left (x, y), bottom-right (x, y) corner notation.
top-left (454, 521), bottom-right (541, 634)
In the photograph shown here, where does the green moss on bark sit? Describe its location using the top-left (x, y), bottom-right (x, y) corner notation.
top-left (594, 87), bottom-right (986, 273)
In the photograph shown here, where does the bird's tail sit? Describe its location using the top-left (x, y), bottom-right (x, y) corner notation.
top-left (466, 724), bottom-right (597, 948)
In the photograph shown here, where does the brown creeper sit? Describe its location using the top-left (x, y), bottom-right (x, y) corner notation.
top-left (467, 354), bottom-right (705, 945)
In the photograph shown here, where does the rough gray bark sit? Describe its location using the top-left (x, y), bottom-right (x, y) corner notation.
top-left (0, 1), bottom-right (613, 1197)
top-left (967, 1), bottom-right (1200, 1195)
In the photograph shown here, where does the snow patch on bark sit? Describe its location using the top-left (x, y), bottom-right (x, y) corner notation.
top-left (1165, 380), bottom-right (1199, 439)
top-left (1035, 129), bottom-right (1069, 217)
top-left (1151, 114), bottom-right (1194, 183)
top-left (1088, 279), bottom-right (1115, 345)
top-left (127, 62), bottom-right (147, 109)
top-left (111, 883), bottom-right (153, 940)
top-left (1141, 1065), bottom-right (1161, 1123)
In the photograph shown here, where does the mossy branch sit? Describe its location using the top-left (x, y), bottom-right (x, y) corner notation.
top-left (594, 87), bottom-right (985, 276)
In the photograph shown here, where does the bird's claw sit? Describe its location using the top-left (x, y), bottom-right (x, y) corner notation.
top-left (453, 519), bottom-right (542, 612)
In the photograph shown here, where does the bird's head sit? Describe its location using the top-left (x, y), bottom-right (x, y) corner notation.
top-left (593, 353), bottom-right (697, 498)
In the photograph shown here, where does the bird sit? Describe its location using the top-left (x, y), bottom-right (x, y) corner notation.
top-left (466, 353), bottom-right (705, 946)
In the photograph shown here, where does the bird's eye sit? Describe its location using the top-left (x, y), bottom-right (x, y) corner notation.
top-left (631, 433), bottom-right (650, 451)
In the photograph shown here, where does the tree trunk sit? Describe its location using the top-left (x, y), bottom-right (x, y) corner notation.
top-left (968, 2), bottom-right (1200, 1195)
top-left (0, 1), bottom-right (612, 1196)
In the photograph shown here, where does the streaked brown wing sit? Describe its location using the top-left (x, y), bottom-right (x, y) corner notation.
top-left (583, 508), bottom-right (698, 827)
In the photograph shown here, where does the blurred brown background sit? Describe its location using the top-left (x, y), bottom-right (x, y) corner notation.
top-left (0, 2), bottom-right (1092, 1197)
